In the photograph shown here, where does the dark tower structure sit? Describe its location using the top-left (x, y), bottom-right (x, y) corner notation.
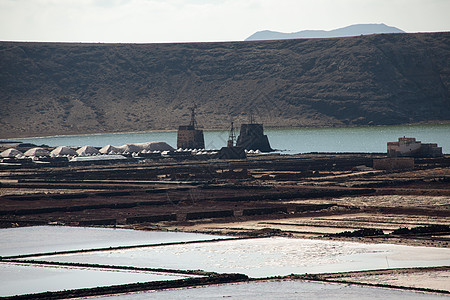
top-left (236, 118), bottom-right (272, 152)
top-left (218, 121), bottom-right (246, 159)
top-left (227, 121), bottom-right (236, 148)
top-left (177, 105), bottom-right (205, 149)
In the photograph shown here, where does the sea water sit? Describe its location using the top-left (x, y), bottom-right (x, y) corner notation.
top-left (3, 124), bottom-right (449, 154)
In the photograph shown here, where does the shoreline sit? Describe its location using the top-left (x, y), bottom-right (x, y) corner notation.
top-left (2, 121), bottom-right (450, 141)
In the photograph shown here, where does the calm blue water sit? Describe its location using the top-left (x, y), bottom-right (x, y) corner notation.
top-left (3, 124), bottom-right (449, 154)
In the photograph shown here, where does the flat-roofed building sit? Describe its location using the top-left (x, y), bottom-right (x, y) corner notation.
top-left (387, 137), bottom-right (442, 157)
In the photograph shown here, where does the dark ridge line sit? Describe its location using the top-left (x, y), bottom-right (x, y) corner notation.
top-left (299, 266), bottom-right (450, 277)
top-left (259, 221), bottom-right (366, 230)
top-left (1, 273), bottom-right (249, 300)
top-left (0, 236), bottom-right (260, 260)
top-left (17, 179), bottom-right (189, 184)
top-left (261, 266), bottom-right (450, 295)
top-left (312, 217), bottom-right (441, 227)
top-left (317, 278), bottom-right (450, 295)
top-left (0, 189), bottom-right (375, 216)
top-left (17, 179), bottom-right (202, 186)
top-left (3, 259), bottom-right (215, 276)
top-left (4, 266), bottom-right (448, 299)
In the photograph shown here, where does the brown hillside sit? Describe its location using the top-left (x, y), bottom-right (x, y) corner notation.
top-left (0, 32), bottom-right (449, 139)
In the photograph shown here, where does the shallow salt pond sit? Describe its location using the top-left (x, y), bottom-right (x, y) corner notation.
top-left (3, 226), bottom-right (450, 298)
top-left (0, 226), bottom-right (225, 257)
top-left (91, 280), bottom-right (449, 300)
top-left (36, 237), bottom-right (450, 278)
top-left (0, 262), bottom-right (192, 297)
top-left (1, 226), bottom-right (217, 297)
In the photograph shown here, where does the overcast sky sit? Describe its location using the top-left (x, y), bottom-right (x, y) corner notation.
top-left (1, 0), bottom-right (449, 43)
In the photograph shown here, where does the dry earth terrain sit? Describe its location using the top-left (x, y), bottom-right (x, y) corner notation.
top-left (1, 32), bottom-right (449, 138)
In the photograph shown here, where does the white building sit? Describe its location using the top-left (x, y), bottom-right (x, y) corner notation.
top-left (387, 137), bottom-right (442, 157)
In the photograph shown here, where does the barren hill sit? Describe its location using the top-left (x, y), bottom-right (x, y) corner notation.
top-left (1, 32), bottom-right (449, 139)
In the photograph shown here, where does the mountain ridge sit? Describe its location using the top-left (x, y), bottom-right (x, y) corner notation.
top-left (0, 32), bottom-right (449, 139)
top-left (245, 23), bottom-right (405, 41)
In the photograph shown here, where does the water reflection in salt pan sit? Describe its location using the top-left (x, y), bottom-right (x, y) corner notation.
top-left (38, 237), bottom-right (450, 278)
top-left (0, 226), bottom-right (225, 257)
top-left (0, 262), bottom-right (190, 297)
top-left (93, 280), bottom-right (448, 300)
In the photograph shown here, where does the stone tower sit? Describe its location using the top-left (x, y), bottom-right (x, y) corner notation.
top-left (236, 123), bottom-right (272, 152)
top-left (177, 105), bottom-right (205, 149)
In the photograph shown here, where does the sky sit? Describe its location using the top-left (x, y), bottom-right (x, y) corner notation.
top-left (0, 0), bottom-right (449, 43)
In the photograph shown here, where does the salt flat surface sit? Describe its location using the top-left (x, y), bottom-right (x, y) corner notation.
top-left (37, 237), bottom-right (450, 278)
top-left (0, 262), bottom-right (190, 297)
top-left (0, 226), bottom-right (225, 257)
top-left (92, 280), bottom-right (448, 299)
top-left (339, 270), bottom-right (450, 292)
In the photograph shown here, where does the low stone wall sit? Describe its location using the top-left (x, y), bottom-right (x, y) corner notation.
top-left (8, 272), bottom-right (249, 300)
top-left (78, 219), bottom-right (116, 226)
top-left (242, 207), bottom-right (288, 216)
top-left (373, 157), bottom-right (414, 170)
top-left (185, 210), bottom-right (234, 220)
top-left (126, 214), bottom-right (177, 224)
top-left (0, 202), bottom-right (139, 216)
top-left (296, 203), bottom-right (336, 212)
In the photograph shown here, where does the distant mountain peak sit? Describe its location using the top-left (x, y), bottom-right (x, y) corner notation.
top-left (245, 23), bottom-right (405, 41)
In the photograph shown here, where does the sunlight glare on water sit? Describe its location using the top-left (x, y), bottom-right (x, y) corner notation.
top-left (36, 237), bottom-right (450, 278)
top-left (0, 226), bottom-right (226, 257)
